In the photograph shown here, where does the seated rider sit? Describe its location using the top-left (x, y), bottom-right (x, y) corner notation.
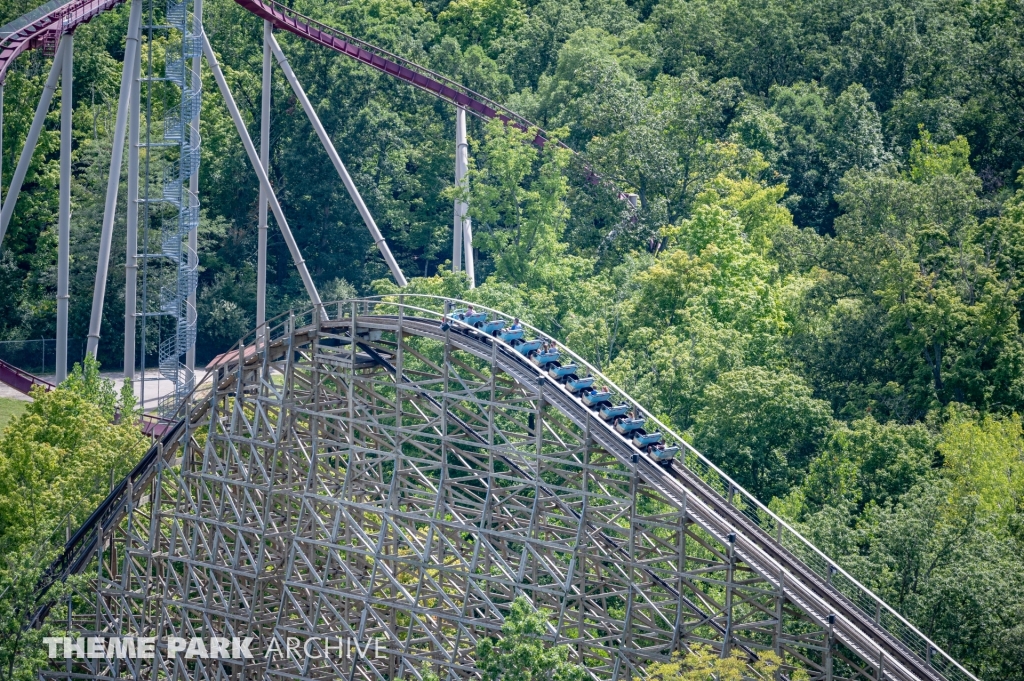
top-left (466, 304), bottom-right (476, 317)
top-left (510, 317), bottom-right (522, 330)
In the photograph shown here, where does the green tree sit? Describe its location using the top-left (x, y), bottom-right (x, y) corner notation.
top-left (0, 548), bottom-right (79, 681)
top-left (647, 643), bottom-right (796, 681)
top-left (437, 0), bottom-right (525, 57)
top-left (939, 412), bottom-right (1024, 539)
top-left (822, 131), bottom-right (1024, 417)
top-left (691, 366), bottom-right (832, 499)
top-left (782, 416), bottom-right (934, 517)
top-left (0, 357), bottom-right (145, 552)
top-left (461, 118), bottom-right (572, 288)
top-left (0, 358), bottom-right (144, 681)
top-left (475, 596), bottom-right (585, 681)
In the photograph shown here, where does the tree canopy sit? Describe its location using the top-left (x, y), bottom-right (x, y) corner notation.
top-left (1, 0), bottom-right (1024, 675)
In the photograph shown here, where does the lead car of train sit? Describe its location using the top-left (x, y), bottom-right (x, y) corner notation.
top-left (444, 308), bottom-right (680, 465)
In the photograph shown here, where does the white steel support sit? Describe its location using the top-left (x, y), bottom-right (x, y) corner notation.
top-left (452, 175), bottom-right (462, 274)
top-left (122, 33), bottom-right (141, 382)
top-left (454, 106), bottom-right (474, 287)
top-left (267, 33), bottom-right (407, 287)
top-left (202, 32), bottom-right (325, 314)
top-left (257, 20), bottom-right (270, 338)
top-left (56, 33), bottom-right (73, 384)
top-left (0, 39), bottom-right (68, 249)
top-left (86, 0), bottom-right (143, 357)
top-left (185, 0), bottom-right (202, 374)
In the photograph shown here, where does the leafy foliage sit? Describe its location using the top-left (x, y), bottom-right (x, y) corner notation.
top-left (0, 360), bottom-right (146, 681)
top-left (475, 597), bottom-right (586, 681)
top-left (3, 0), bottom-right (1024, 674)
top-left (647, 643), bottom-right (800, 681)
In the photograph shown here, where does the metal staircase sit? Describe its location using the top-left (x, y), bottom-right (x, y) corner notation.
top-left (140, 0), bottom-right (201, 417)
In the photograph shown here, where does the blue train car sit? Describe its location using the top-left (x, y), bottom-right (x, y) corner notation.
top-left (499, 328), bottom-right (525, 344)
top-left (633, 431), bottom-right (663, 448)
top-left (482, 319), bottom-right (505, 335)
top-left (615, 418), bottom-right (646, 435)
top-left (649, 445), bottom-right (679, 462)
top-left (464, 311), bottom-right (488, 327)
top-left (599, 404), bottom-right (630, 421)
top-left (567, 376), bottom-right (595, 393)
top-left (549, 364), bottom-right (578, 380)
top-left (582, 390), bottom-right (612, 407)
top-left (532, 350), bottom-right (560, 367)
top-left (517, 339), bottom-right (544, 356)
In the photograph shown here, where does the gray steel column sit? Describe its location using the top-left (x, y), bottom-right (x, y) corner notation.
top-left (123, 34), bottom-right (141, 382)
top-left (0, 39), bottom-right (68, 249)
top-left (268, 34), bottom-right (407, 287)
top-left (452, 171), bottom-right (462, 275)
top-left (257, 20), bottom-right (270, 337)
top-left (56, 34), bottom-right (73, 383)
top-left (202, 33), bottom-right (325, 313)
top-left (185, 0), bottom-right (202, 373)
top-left (455, 106), bottom-right (474, 287)
top-left (86, 0), bottom-right (143, 357)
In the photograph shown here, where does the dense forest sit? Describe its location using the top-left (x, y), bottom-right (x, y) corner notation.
top-left (1, 0), bottom-right (1024, 676)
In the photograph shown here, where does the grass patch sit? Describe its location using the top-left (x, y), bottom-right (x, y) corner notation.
top-left (0, 397), bottom-right (28, 431)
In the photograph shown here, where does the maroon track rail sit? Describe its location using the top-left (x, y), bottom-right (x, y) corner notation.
top-left (235, 0), bottom-right (549, 142)
top-left (0, 356), bottom-right (54, 393)
top-left (0, 356), bottom-right (172, 436)
top-left (0, 0), bottom-right (127, 82)
top-left (2, 0), bottom-right (612, 184)
top-left (236, 0), bottom-right (612, 188)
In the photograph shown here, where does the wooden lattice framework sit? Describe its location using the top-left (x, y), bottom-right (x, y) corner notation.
top-left (40, 299), bottom-right (957, 681)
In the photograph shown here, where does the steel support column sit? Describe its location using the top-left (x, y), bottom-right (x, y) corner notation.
top-left (0, 39), bottom-right (68, 249)
top-left (267, 33), bottom-right (407, 287)
top-left (257, 20), bottom-right (271, 339)
top-left (86, 0), bottom-right (143, 357)
top-left (201, 32), bottom-right (325, 314)
top-left (454, 106), bottom-right (473, 288)
top-left (122, 32), bottom-right (141, 382)
top-left (56, 33), bottom-right (73, 383)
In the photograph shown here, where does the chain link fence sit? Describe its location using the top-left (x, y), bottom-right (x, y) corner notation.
top-left (0, 339), bottom-right (87, 376)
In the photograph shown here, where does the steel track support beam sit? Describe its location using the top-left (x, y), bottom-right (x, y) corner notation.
top-left (86, 0), bottom-right (143, 357)
top-left (267, 33), bottom-right (407, 288)
top-left (0, 38), bottom-right (68, 249)
top-left (123, 32), bottom-right (141, 382)
top-left (56, 33), bottom-right (73, 383)
top-left (257, 20), bottom-right (271, 339)
top-left (454, 106), bottom-right (473, 288)
top-left (185, 0), bottom-right (203, 374)
top-left (201, 32), bottom-right (326, 316)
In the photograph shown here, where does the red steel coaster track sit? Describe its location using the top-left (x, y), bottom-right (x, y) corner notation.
top-left (0, 0), bottom-right (127, 82)
top-left (1, 0), bottom-right (617, 193)
top-left (0, 0), bottom-right (566, 152)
